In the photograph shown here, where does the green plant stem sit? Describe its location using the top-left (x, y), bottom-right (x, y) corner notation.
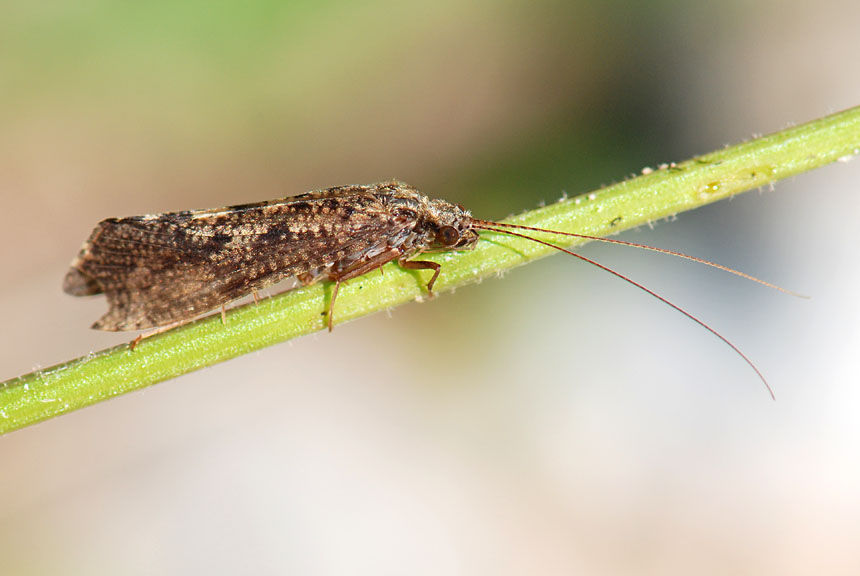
top-left (3, 106), bottom-right (860, 434)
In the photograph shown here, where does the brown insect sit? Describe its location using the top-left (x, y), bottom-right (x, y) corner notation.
top-left (64, 180), bottom-right (797, 397)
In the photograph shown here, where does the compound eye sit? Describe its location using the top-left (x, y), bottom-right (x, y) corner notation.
top-left (436, 225), bottom-right (460, 247)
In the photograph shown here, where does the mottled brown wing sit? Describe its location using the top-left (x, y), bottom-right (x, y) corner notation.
top-left (64, 191), bottom-right (412, 330)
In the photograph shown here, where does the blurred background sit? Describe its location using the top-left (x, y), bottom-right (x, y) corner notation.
top-left (2, 1), bottom-right (859, 574)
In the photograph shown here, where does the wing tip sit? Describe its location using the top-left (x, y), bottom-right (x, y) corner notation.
top-left (63, 267), bottom-right (103, 296)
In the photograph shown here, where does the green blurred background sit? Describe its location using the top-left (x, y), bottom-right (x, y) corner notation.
top-left (2, 1), bottom-right (859, 574)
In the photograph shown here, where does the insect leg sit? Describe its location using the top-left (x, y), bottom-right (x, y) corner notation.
top-left (129, 318), bottom-right (194, 350)
top-left (328, 280), bottom-right (342, 333)
top-left (326, 248), bottom-right (402, 331)
top-left (398, 259), bottom-right (441, 295)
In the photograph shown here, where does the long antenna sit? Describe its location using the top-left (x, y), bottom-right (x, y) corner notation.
top-left (471, 219), bottom-right (806, 298)
top-left (472, 222), bottom-right (776, 400)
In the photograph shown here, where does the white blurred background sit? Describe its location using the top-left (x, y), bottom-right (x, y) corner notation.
top-left (1, 1), bottom-right (859, 574)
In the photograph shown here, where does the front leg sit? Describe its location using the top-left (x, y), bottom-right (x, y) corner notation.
top-left (398, 258), bottom-right (442, 296)
top-left (326, 248), bottom-right (402, 331)
top-left (325, 252), bottom-right (442, 332)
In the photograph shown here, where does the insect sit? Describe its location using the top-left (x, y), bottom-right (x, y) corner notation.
top-left (64, 180), bottom-right (796, 397)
